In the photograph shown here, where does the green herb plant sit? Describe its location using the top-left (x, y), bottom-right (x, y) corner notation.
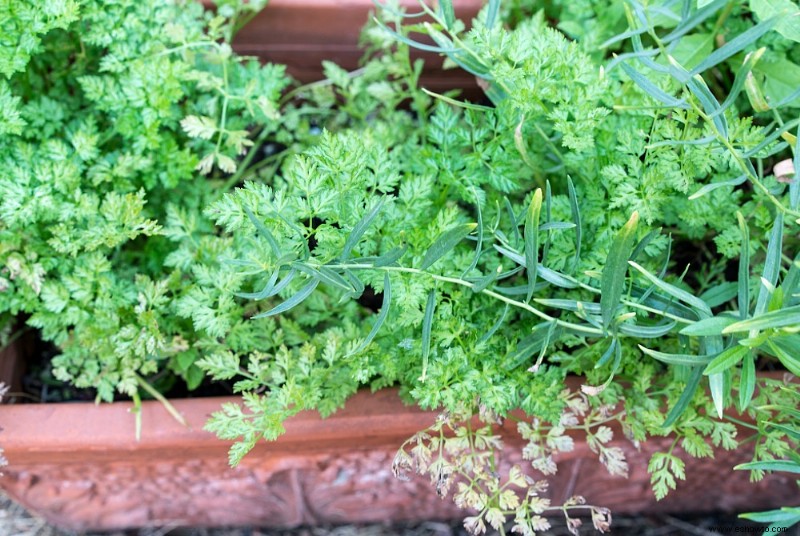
top-left (2, 0), bottom-right (799, 534)
top-left (209, 0), bottom-right (799, 532)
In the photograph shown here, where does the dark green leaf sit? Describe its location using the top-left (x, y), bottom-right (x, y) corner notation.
top-left (420, 289), bottom-right (436, 381)
top-left (679, 316), bottom-right (737, 336)
top-left (421, 223), bottom-right (477, 270)
top-left (524, 189), bottom-right (543, 302)
top-left (690, 18), bottom-right (777, 74)
top-left (567, 177), bottom-right (582, 273)
top-left (629, 261), bottom-right (712, 318)
top-left (735, 460), bottom-right (800, 474)
top-left (601, 211), bottom-right (639, 330)
top-left (618, 320), bottom-right (677, 338)
top-left (621, 62), bottom-right (689, 108)
top-left (738, 351), bottom-right (756, 412)
top-left (755, 214), bottom-right (784, 316)
top-left (347, 273), bottom-right (391, 357)
top-left (341, 198), bottom-right (384, 261)
top-left (703, 345), bottom-right (749, 375)
top-left (438, 0), bottom-right (455, 29)
top-left (663, 366), bottom-right (704, 428)
top-left (477, 304), bottom-right (508, 345)
top-left (722, 305), bottom-right (800, 333)
top-left (252, 278), bottom-right (319, 319)
top-left (639, 345), bottom-right (715, 366)
top-left (244, 205), bottom-right (281, 258)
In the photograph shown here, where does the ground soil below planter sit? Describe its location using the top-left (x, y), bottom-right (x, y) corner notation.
top-left (3, 490), bottom-right (798, 536)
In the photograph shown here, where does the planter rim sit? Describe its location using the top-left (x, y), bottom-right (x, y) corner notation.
top-left (0, 388), bottom-right (441, 463)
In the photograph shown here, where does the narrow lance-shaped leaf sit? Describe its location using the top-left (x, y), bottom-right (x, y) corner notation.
top-left (421, 223), bottom-right (477, 270)
top-left (477, 303), bottom-right (509, 346)
top-left (347, 273), bottom-right (391, 357)
top-left (662, 0), bottom-right (728, 43)
top-left (723, 305), bottom-right (800, 333)
top-left (690, 17), bottom-right (777, 74)
top-left (766, 339), bottom-right (800, 376)
top-left (244, 205), bottom-right (281, 258)
top-left (663, 366), bottom-right (704, 428)
top-left (252, 278), bottom-right (320, 319)
top-left (689, 174), bottom-right (746, 200)
top-left (567, 177), bottom-right (582, 273)
top-left (621, 62), bottom-right (690, 108)
top-left (618, 319), bottom-right (677, 338)
top-left (420, 289), bottom-right (436, 382)
top-left (685, 72), bottom-right (728, 139)
top-left (699, 282), bottom-right (738, 308)
top-left (716, 48), bottom-right (766, 117)
top-left (541, 181), bottom-right (552, 265)
top-left (236, 269), bottom-right (280, 300)
top-left (601, 211), bottom-right (639, 330)
top-left (737, 211), bottom-right (751, 320)
top-left (485, 0), bottom-right (500, 29)
top-left (524, 188), bottom-right (543, 302)
top-left (595, 338), bottom-right (618, 369)
top-left (341, 198), bottom-right (384, 261)
top-left (738, 351), bottom-right (756, 412)
top-left (462, 188), bottom-right (483, 277)
top-left (638, 345), bottom-right (715, 366)
top-left (703, 345), bottom-right (749, 376)
top-left (438, 0), bottom-right (455, 29)
top-left (679, 316), bottom-right (737, 337)
top-left (292, 263), bottom-right (354, 293)
top-left (629, 260), bottom-right (712, 318)
top-left (754, 213), bottom-right (784, 316)
top-left (372, 245), bottom-right (407, 267)
top-left (735, 460), bottom-right (800, 474)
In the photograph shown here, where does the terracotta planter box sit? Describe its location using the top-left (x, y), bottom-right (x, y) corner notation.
top-left (0, 341), bottom-right (795, 531)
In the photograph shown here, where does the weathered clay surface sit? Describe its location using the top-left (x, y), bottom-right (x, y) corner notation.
top-left (1, 381), bottom-right (796, 531)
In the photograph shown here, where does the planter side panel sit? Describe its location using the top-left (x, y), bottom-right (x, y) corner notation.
top-left (2, 422), bottom-right (796, 530)
top-left (233, 0), bottom-right (483, 94)
top-left (0, 450), bottom-right (464, 530)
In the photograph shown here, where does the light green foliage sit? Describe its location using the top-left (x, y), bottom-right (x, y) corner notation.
top-left (0, 0), bottom-right (296, 399)
top-left (3, 0), bottom-right (798, 534)
top-left (212, 0), bottom-right (798, 531)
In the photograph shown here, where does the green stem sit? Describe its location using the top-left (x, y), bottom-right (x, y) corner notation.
top-left (328, 263), bottom-right (605, 336)
top-left (135, 374), bottom-right (188, 427)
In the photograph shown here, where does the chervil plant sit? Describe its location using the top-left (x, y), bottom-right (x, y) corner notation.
top-left (2, 0), bottom-right (798, 534)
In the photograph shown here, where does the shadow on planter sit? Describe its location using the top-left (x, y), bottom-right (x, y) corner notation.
top-left (225, 0), bottom-right (484, 96)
